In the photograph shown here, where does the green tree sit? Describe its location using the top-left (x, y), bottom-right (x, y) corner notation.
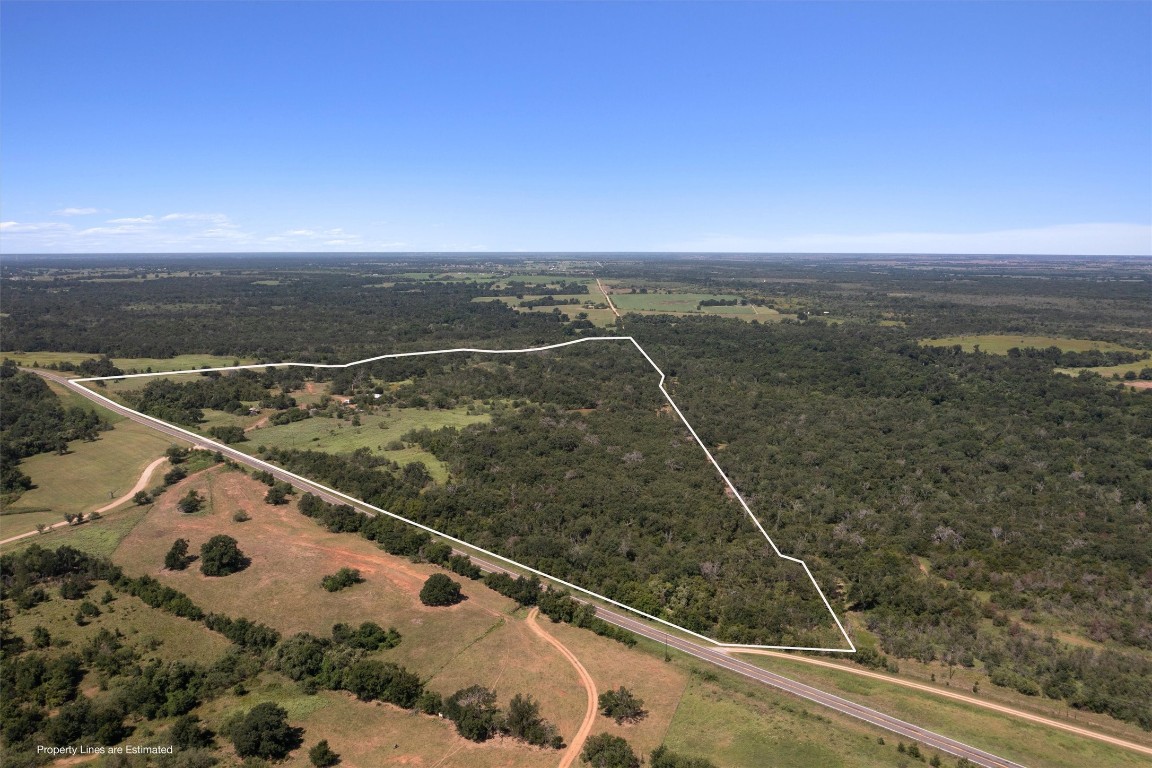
top-left (177, 490), bottom-right (203, 513)
top-left (133, 490), bottom-right (152, 505)
top-left (200, 535), bottom-right (248, 576)
top-left (443, 685), bottom-right (500, 742)
top-left (419, 573), bottom-right (463, 607)
top-left (582, 733), bottom-right (640, 768)
top-left (31, 625), bottom-right (51, 649)
top-left (598, 686), bottom-right (646, 724)
top-left (506, 693), bottom-right (563, 748)
top-left (164, 538), bottom-right (192, 570)
top-left (229, 702), bottom-right (301, 760)
top-left (170, 714), bottom-right (214, 749)
top-left (309, 739), bottom-right (340, 767)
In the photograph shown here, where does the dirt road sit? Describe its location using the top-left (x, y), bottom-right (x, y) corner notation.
top-left (0, 455), bottom-right (167, 547)
top-left (526, 607), bottom-right (598, 768)
top-left (595, 277), bottom-right (621, 318)
top-left (96, 456), bottom-right (168, 513)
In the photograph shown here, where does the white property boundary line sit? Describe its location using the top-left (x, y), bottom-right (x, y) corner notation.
top-left (75, 336), bottom-right (856, 653)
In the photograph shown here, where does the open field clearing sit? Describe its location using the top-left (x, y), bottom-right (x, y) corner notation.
top-left (663, 677), bottom-right (897, 768)
top-left (2, 351), bottom-right (254, 372)
top-left (198, 682), bottom-right (565, 768)
top-left (735, 653), bottom-right (1150, 768)
top-left (611, 292), bottom-right (753, 314)
top-left (544, 618), bottom-right (688, 758)
top-left (108, 470), bottom-right (662, 765)
top-left (240, 406), bottom-right (488, 483)
top-left (920, 335), bottom-right (1143, 354)
top-left (6, 588), bottom-right (234, 667)
top-left (0, 420), bottom-right (171, 539)
top-left (1055, 360), bottom-right (1152, 378)
top-left (2, 503), bottom-right (154, 558)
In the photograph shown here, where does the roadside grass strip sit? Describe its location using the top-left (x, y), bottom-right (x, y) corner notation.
top-left (73, 336), bottom-right (855, 653)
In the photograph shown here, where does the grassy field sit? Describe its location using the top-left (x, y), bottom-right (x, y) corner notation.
top-left (1, 351), bottom-right (255, 372)
top-left (1055, 360), bottom-right (1152, 378)
top-left (733, 653), bottom-right (1151, 768)
top-left (611, 292), bottom-right (754, 315)
top-left (663, 677), bottom-right (897, 768)
top-left (0, 420), bottom-right (173, 539)
top-left (240, 406), bottom-right (489, 483)
top-left (5, 586), bottom-right (233, 667)
top-left (920, 335), bottom-right (1142, 354)
top-left (110, 471), bottom-right (599, 765)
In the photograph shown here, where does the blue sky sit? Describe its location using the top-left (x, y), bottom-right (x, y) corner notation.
top-left (2, 1), bottom-right (1149, 255)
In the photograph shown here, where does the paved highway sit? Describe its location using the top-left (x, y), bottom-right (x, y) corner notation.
top-left (36, 368), bottom-right (1027, 768)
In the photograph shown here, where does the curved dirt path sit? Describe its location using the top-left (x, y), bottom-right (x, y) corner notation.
top-left (730, 649), bottom-right (1152, 758)
top-left (96, 456), bottom-right (168, 513)
top-left (0, 456), bottom-right (168, 546)
top-left (526, 607), bottom-right (598, 768)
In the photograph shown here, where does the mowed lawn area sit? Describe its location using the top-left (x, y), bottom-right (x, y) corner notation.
top-left (0, 419), bottom-right (173, 540)
top-left (920, 335), bottom-right (1142, 354)
top-left (239, 406), bottom-right (489, 484)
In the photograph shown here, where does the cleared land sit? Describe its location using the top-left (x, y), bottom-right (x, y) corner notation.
top-left (733, 653), bottom-right (1150, 768)
top-left (920, 335), bottom-right (1141, 354)
top-left (0, 419), bottom-right (171, 539)
top-left (611, 292), bottom-right (756, 316)
top-left (6, 588), bottom-right (234, 667)
top-left (239, 406), bottom-right (489, 484)
top-left (2, 351), bottom-right (254, 372)
top-left (112, 469), bottom-right (588, 764)
top-left (663, 677), bottom-right (898, 768)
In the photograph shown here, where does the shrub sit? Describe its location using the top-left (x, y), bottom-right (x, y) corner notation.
top-left (321, 568), bottom-right (364, 593)
top-left (598, 686), bottom-right (647, 724)
top-left (309, 739), bottom-right (340, 767)
top-left (177, 490), bottom-right (203, 514)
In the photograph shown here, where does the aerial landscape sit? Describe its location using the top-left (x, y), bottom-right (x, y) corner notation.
top-left (1, 3), bottom-right (1149, 768)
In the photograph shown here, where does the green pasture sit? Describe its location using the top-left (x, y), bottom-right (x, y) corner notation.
top-left (611, 292), bottom-right (755, 315)
top-left (4, 586), bottom-right (233, 666)
top-left (240, 406), bottom-right (489, 483)
top-left (0, 420), bottom-right (172, 540)
top-left (2, 350), bottom-right (254, 373)
top-left (663, 678), bottom-right (894, 768)
top-left (734, 654), bottom-right (1151, 768)
top-left (920, 335), bottom-right (1141, 355)
top-left (1055, 360), bottom-right (1152, 379)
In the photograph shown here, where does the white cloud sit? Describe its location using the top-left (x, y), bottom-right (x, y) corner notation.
top-left (666, 223), bottom-right (1152, 256)
top-left (107, 216), bottom-right (156, 224)
top-left (1, 221), bottom-right (72, 233)
top-left (52, 207), bottom-right (99, 216)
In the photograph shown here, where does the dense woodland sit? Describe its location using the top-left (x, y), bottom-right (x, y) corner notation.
top-left (0, 360), bottom-right (110, 495)
top-left (2, 255), bottom-right (1150, 729)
